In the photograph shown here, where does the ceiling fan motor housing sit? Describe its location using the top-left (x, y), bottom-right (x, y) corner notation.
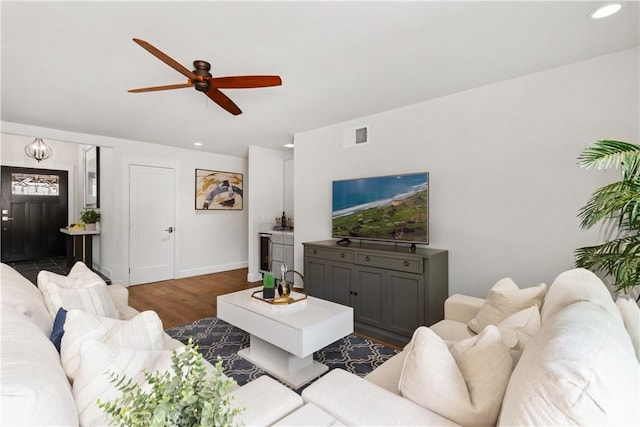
top-left (193, 60), bottom-right (212, 92)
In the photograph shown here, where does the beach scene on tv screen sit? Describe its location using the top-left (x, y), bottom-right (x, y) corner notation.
top-left (332, 173), bottom-right (428, 242)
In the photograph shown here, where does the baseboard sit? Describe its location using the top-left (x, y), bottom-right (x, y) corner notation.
top-left (247, 272), bottom-right (263, 283)
top-left (178, 261), bottom-right (248, 278)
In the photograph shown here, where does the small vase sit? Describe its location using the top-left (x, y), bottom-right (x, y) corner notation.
top-left (85, 223), bottom-right (96, 231)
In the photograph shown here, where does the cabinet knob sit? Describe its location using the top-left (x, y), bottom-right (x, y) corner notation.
top-left (403, 260), bottom-right (410, 267)
top-left (365, 256), bottom-right (370, 262)
top-left (313, 249), bottom-right (317, 255)
top-left (341, 253), bottom-right (345, 258)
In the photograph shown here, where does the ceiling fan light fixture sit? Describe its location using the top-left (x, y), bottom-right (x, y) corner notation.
top-left (25, 137), bottom-right (52, 162)
top-left (589, 3), bottom-right (622, 19)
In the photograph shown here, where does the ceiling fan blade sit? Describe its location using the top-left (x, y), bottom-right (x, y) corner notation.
top-left (205, 87), bottom-right (242, 115)
top-left (132, 38), bottom-right (199, 81)
top-left (209, 75), bottom-right (282, 89)
top-left (128, 82), bottom-right (193, 93)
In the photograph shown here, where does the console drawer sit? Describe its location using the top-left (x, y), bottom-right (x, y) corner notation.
top-left (354, 253), bottom-right (423, 274)
top-left (305, 246), bottom-right (354, 263)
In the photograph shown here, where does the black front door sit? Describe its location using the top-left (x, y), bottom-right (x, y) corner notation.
top-left (1, 166), bottom-right (68, 262)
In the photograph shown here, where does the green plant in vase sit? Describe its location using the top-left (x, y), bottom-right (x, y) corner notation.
top-left (98, 339), bottom-right (242, 427)
top-left (575, 140), bottom-right (640, 300)
top-left (80, 209), bottom-right (101, 231)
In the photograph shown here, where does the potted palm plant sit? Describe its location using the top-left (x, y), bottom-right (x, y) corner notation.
top-left (80, 209), bottom-right (101, 231)
top-left (575, 140), bottom-right (640, 301)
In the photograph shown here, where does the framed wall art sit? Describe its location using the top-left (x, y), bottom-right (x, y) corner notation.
top-left (195, 169), bottom-right (243, 210)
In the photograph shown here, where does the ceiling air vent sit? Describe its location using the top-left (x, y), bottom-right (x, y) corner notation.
top-left (343, 125), bottom-right (370, 148)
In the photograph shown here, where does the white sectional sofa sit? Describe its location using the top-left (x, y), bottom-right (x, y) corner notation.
top-left (0, 262), bottom-right (303, 426)
top-left (3, 261), bottom-right (639, 426)
top-left (301, 268), bottom-right (640, 426)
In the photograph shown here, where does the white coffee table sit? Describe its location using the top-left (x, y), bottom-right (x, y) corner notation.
top-left (217, 287), bottom-right (353, 388)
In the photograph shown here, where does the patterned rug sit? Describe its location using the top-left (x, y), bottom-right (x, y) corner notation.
top-left (166, 316), bottom-right (398, 392)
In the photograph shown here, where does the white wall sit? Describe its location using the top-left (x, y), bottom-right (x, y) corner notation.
top-left (294, 48), bottom-right (640, 298)
top-left (246, 145), bottom-right (289, 282)
top-left (1, 124), bottom-right (248, 286)
top-left (0, 134), bottom-right (80, 223)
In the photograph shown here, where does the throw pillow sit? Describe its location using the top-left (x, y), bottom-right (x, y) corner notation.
top-left (398, 325), bottom-right (513, 426)
top-left (468, 278), bottom-right (546, 334)
top-left (39, 281), bottom-right (119, 320)
top-left (496, 305), bottom-right (541, 364)
top-left (616, 294), bottom-right (640, 361)
top-left (61, 309), bottom-right (165, 382)
top-left (37, 261), bottom-right (105, 289)
top-left (49, 307), bottom-right (68, 352)
top-left (72, 339), bottom-right (175, 427)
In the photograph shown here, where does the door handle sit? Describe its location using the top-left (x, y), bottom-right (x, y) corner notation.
top-left (165, 227), bottom-right (174, 233)
top-left (2, 217), bottom-right (14, 221)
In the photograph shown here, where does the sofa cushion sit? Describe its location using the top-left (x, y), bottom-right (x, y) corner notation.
top-left (227, 375), bottom-right (304, 426)
top-left (496, 305), bottom-right (541, 364)
top-left (398, 325), bottom-right (512, 426)
top-left (72, 339), bottom-right (175, 427)
top-left (0, 263), bottom-right (53, 335)
top-left (540, 268), bottom-right (619, 323)
top-left (429, 319), bottom-right (474, 343)
top-left (364, 350), bottom-right (409, 395)
top-left (0, 306), bottom-right (78, 426)
top-left (468, 277), bottom-right (546, 334)
top-left (616, 294), bottom-right (640, 361)
top-left (302, 368), bottom-right (458, 426)
top-left (498, 300), bottom-right (639, 426)
top-left (37, 261), bottom-right (119, 319)
top-left (38, 261), bottom-right (104, 289)
top-left (39, 280), bottom-right (119, 320)
top-left (61, 309), bottom-right (165, 381)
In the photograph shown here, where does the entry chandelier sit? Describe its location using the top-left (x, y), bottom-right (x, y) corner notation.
top-left (25, 138), bottom-right (52, 162)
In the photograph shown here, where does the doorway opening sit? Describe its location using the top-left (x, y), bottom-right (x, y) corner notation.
top-left (1, 166), bottom-right (69, 263)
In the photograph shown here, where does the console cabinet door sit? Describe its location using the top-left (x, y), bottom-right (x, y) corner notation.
top-left (305, 258), bottom-right (328, 299)
top-left (386, 271), bottom-right (424, 337)
top-left (329, 262), bottom-right (353, 307)
top-left (353, 266), bottom-right (386, 329)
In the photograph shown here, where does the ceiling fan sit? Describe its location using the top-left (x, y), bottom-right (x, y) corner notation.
top-left (128, 38), bottom-right (282, 116)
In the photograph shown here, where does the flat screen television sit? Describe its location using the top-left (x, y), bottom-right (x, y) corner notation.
top-left (332, 172), bottom-right (429, 245)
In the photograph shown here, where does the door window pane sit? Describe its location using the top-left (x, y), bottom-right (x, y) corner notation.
top-left (11, 173), bottom-right (60, 196)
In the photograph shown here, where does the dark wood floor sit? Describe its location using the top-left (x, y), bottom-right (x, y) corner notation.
top-left (128, 267), bottom-right (401, 349)
top-left (127, 268), bottom-right (254, 329)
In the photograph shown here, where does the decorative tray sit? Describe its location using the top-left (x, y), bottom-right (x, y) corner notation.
top-left (251, 289), bottom-right (307, 305)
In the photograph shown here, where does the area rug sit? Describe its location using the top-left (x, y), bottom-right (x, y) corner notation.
top-left (166, 316), bottom-right (398, 391)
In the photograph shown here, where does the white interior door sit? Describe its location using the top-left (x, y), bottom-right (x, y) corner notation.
top-left (129, 164), bottom-right (175, 285)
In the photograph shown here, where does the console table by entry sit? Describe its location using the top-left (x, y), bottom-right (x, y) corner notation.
top-left (59, 228), bottom-right (99, 269)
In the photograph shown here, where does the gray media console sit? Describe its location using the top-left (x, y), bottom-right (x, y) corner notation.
top-left (303, 240), bottom-right (448, 347)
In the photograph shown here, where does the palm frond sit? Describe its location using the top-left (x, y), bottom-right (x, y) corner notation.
top-left (575, 235), bottom-right (640, 292)
top-left (577, 140), bottom-right (640, 171)
top-left (578, 181), bottom-right (639, 229)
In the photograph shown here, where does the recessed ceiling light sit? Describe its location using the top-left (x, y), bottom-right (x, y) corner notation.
top-left (193, 142), bottom-right (203, 146)
top-left (284, 143), bottom-right (295, 148)
top-left (590, 3), bottom-right (622, 19)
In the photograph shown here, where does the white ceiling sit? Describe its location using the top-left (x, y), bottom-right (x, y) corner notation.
top-left (1, 1), bottom-right (638, 158)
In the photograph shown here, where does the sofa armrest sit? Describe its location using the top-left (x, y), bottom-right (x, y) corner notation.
top-left (106, 285), bottom-right (129, 310)
top-left (444, 294), bottom-right (485, 324)
top-left (302, 369), bottom-right (459, 426)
